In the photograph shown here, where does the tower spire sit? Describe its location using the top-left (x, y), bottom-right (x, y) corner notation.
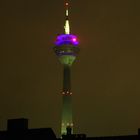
top-left (64, 2), bottom-right (70, 34)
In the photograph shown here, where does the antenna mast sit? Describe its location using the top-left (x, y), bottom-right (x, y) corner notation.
top-left (64, 1), bottom-right (70, 34)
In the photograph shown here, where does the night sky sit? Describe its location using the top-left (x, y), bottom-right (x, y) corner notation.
top-left (0, 0), bottom-right (140, 137)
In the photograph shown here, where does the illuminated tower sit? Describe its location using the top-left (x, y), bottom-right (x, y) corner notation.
top-left (53, 2), bottom-right (80, 135)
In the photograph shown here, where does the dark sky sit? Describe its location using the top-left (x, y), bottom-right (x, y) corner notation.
top-left (0, 0), bottom-right (140, 137)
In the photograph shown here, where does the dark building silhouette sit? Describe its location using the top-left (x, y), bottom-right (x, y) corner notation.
top-left (138, 128), bottom-right (140, 135)
top-left (0, 118), bottom-right (139, 140)
top-left (0, 118), bottom-right (56, 140)
top-left (86, 135), bottom-right (139, 140)
top-left (7, 118), bottom-right (28, 131)
top-left (62, 133), bottom-right (139, 140)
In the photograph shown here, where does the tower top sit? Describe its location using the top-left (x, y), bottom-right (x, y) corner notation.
top-left (64, 1), bottom-right (70, 34)
top-left (53, 1), bottom-right (79, 66)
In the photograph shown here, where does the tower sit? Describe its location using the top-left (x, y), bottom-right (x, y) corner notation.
top-left (53, 1), bottom-right (80, 135)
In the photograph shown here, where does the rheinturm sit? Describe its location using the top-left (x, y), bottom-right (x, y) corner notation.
top-left (53, 1), bottom-right (80, 135)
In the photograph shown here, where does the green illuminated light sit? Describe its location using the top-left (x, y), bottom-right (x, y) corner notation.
top-left (59, 55), bottom-right (76, 66)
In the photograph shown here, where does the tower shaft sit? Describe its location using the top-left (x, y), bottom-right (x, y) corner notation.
top-left (61, 65), bottom-right (73, 135)
top-left (63, 65), bottom-right (71, 91)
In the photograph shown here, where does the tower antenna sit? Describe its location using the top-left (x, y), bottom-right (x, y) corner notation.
top-left (64, 1), bottom-right (70, 34)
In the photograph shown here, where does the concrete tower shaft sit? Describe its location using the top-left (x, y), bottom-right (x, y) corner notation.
top-left (61, 65), bottom-right (73, 134)
top-left (63, 66), bottom-right (71, 92)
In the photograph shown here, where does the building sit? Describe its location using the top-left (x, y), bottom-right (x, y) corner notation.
top-left (0, 118), bottom-right (139, 139)
top-left (53, 1), bottom-right (80, 135)
top-left (0, 118), bottom-right (56, 140)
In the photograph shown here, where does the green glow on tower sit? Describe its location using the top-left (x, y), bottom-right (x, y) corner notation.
top-left (59, 55), bottom-right (76, 66)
